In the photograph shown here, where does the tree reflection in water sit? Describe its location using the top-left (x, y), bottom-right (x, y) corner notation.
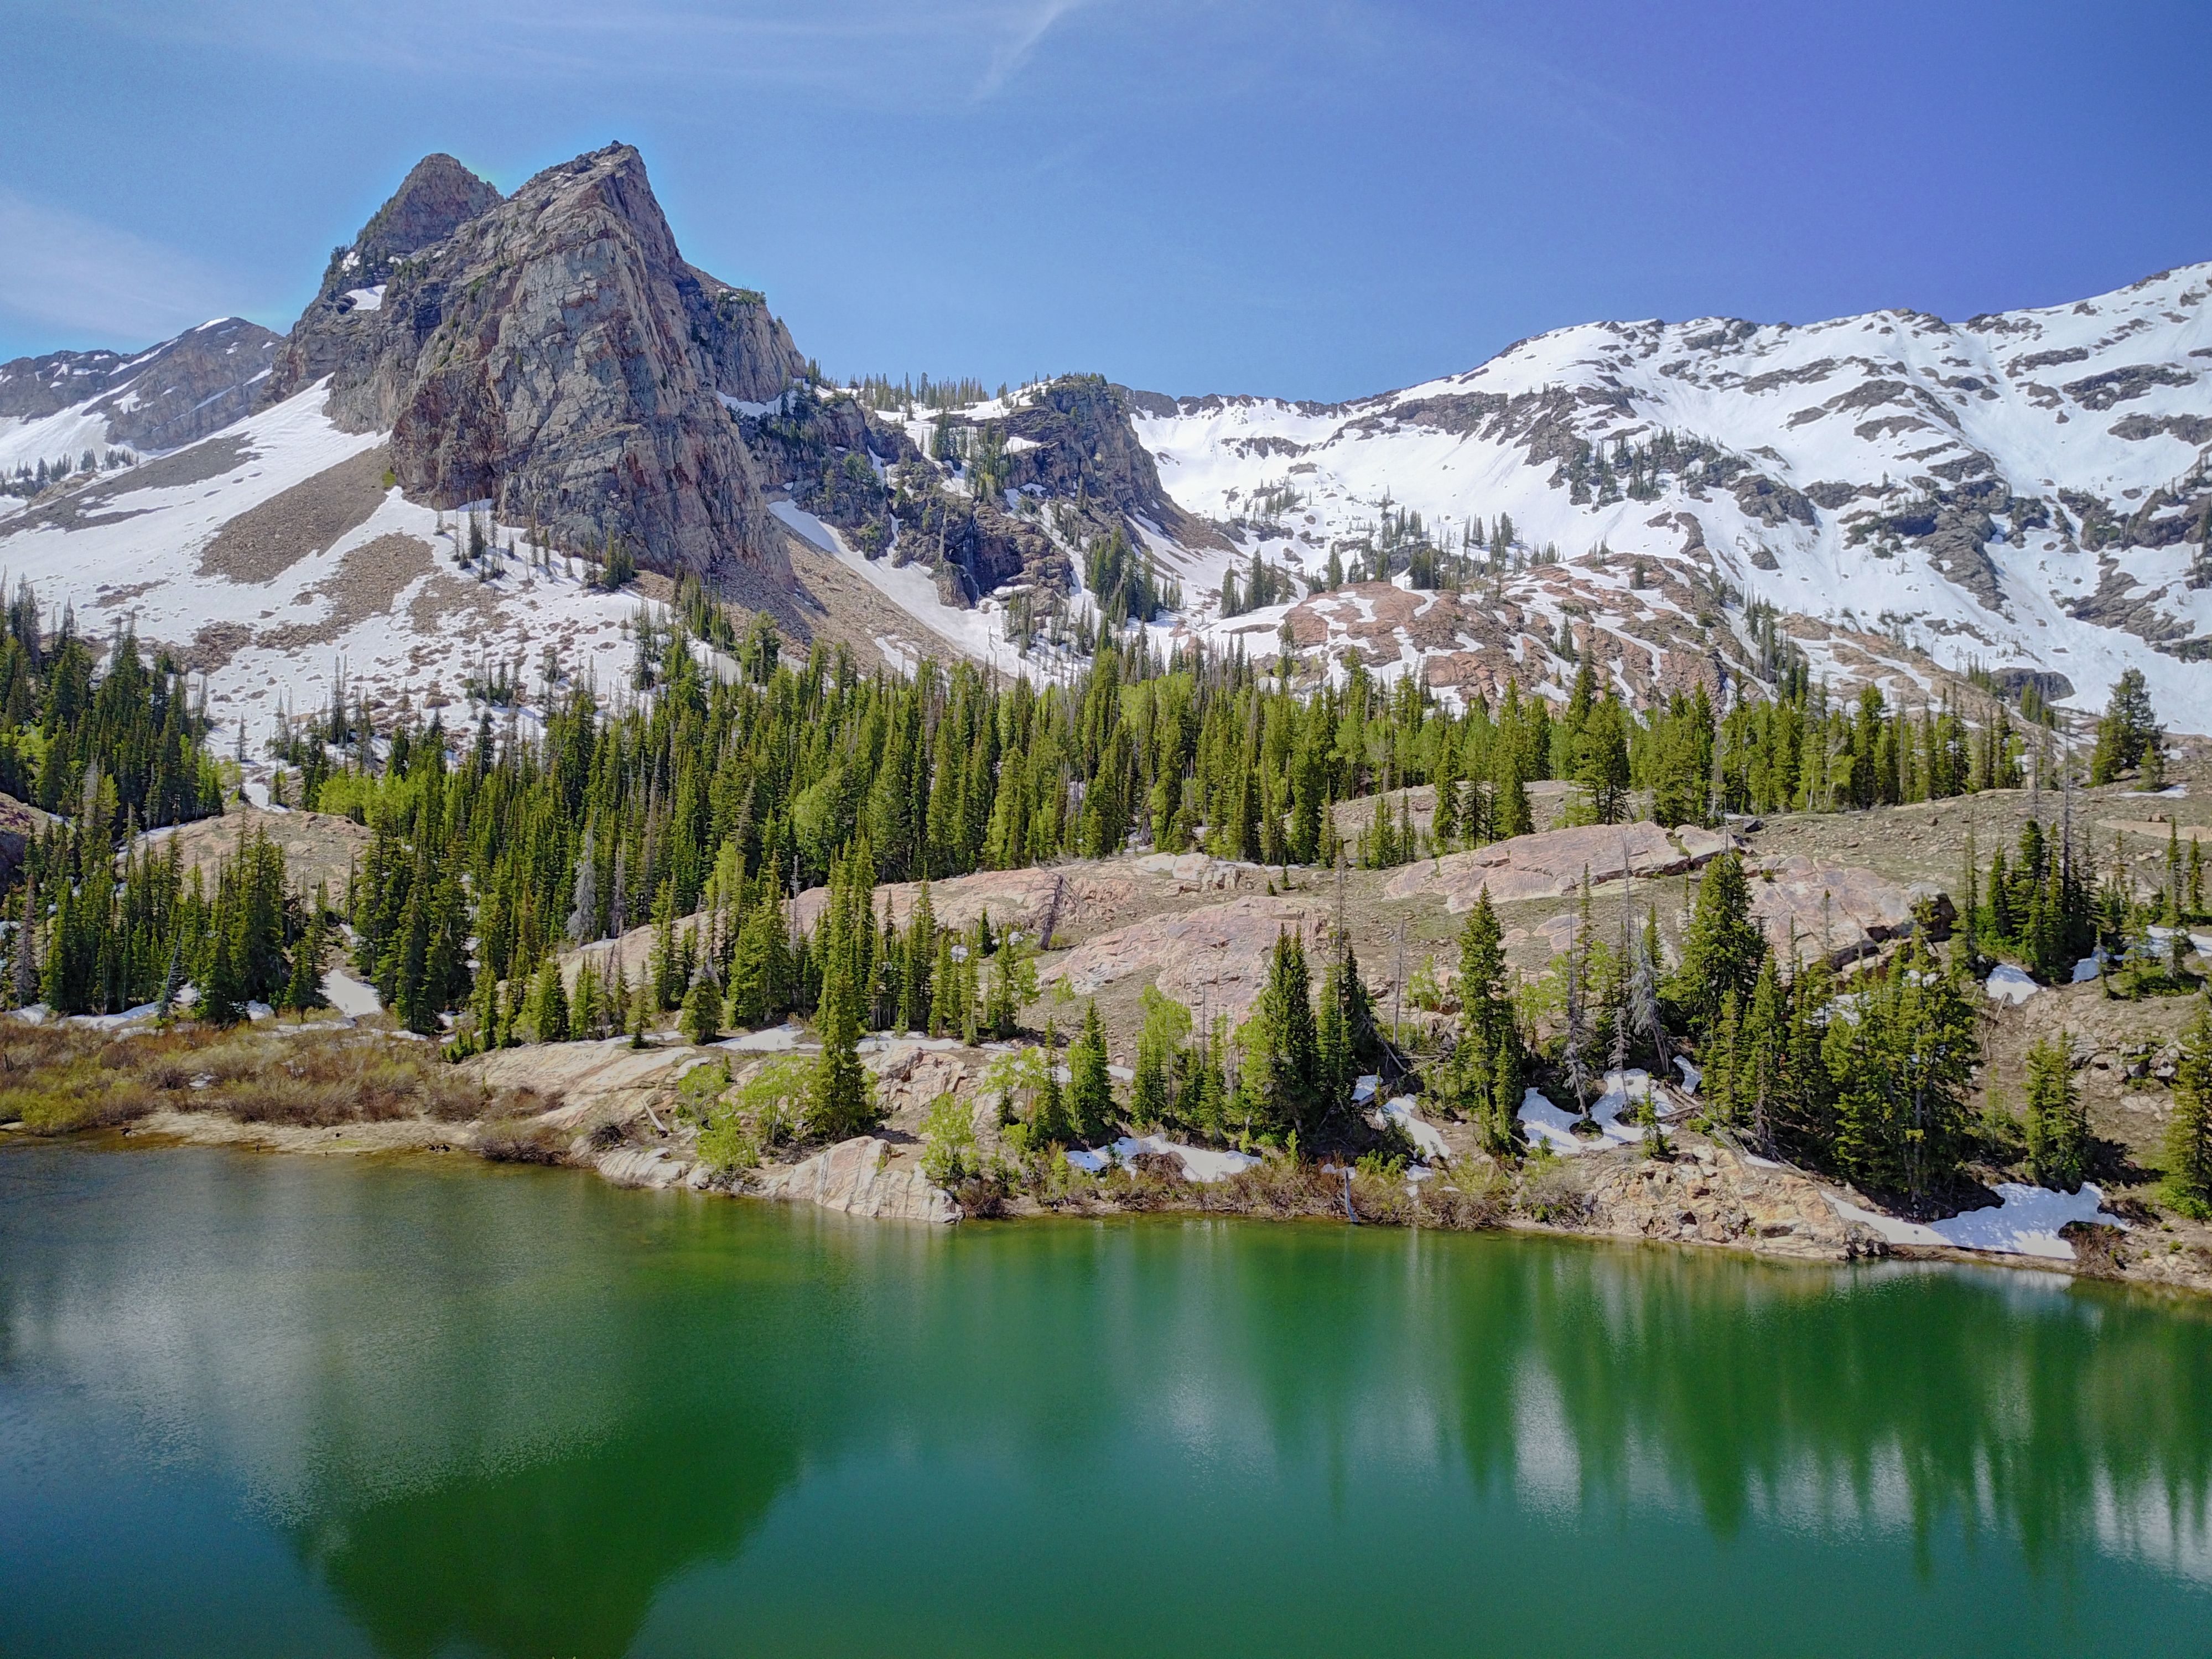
top-left (2, 1145), bottom-right (2207, 1658)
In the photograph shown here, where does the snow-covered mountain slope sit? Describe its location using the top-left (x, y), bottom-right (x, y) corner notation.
top-left (3, 138), bottom-right (2205, 740)
top-left (0, 385), bottom-right (645, 754)
top-left (1130, 263), bottom-right (2212, 722)
top-left (0, 318), bottom-right (281, 478)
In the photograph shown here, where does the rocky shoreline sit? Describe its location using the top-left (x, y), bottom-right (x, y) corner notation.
top-left (61, 1025), bottom-right (2205, 1300)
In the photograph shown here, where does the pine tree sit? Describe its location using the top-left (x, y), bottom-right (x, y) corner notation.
top-left (10, 868), bottom-right (36, 1009)
top-left (900, 879), bottom-right (935, 1032)
top-left (1130, 986), bottom-right (1187, 1128)
top-left (1493, 745), bottom-right (1533, 839)
top-left (572, 955), bottom-right (604, 1039)
top-left (2165, 1007), bottom-right (2212, 1217)
top-left (1068, 1002), bottom-right (1115, 1144)
top-left (1031, 1019), bottom-right (1073, 1145)
top-left (1571, 697), bottom-right (1631, 825)
top-left (196, 912), bottom-right (244, 1026)
top-left (1735, 956), bottom-right (1787, 1151)
top-left (681, 964), bottom-right (721, 1044)
top-left (1430, 730), bottom-right (1461, 851)
top-left (2023, 1036), bottom-right (2088, 1189)
top-left (808, 853), bottom-right (876, 1140)
top-left (2090, 667), bottom-right (2161, 784)
top-left (1243, 927), bottom-right (1318, 1140)
top-left (1674, 854), bottom-right (1764, 1038)
top-left (1822, 938), bottom-right (1976, 1204)
top-left (529, 957), bottom-right (570, 1042)
top-left (1562, 874), bottom-right (1596, 1113)
top-left (927, 925), bottom-right (958, 1037)
top-left (280, 889), bottom-right (330, 1017)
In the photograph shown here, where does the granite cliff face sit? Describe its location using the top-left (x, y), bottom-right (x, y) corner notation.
top-left (0, 319), bottom-right (281, 456)
top-left (277, 143), bottom-right (806, 583)
top-left (264, 153), bottom-right (504, 401)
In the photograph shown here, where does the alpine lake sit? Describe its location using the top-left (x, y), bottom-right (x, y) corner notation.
top-left (3, 1139), bottom-right (2208, 1657)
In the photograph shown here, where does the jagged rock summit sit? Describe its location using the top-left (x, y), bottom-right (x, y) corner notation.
top-left (266, 152), bottom-right (504, 399)
top-left (273, 142), bottom-right (806, 583)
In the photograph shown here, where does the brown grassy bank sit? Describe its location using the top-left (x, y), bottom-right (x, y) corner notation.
top-left (0, 1021), bottom-right (536, 1136)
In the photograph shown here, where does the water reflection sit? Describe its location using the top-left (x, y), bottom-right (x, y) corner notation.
top-left (2, 1145), bottom-right (2208, 1658)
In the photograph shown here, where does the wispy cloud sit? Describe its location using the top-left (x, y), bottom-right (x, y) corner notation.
top-left (975, 0), bottom-right (1093, 97)
top-left (74, 0), bottom-right (1111, 101)
top-left (0, 190), bottom-right (242, 346)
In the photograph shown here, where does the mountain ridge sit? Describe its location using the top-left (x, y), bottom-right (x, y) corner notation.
top-left (1, 142), bottom-right (2207, 736)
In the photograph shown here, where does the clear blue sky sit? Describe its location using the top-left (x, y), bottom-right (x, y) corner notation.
top-left (4, 1), bottom-right (2208, 402)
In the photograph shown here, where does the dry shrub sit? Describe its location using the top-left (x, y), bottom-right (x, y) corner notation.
top-left (0, 1019), bottom-right (514, 1134)
top-left (949, 1171), bottom-right (1012, 1218)
top-left (1347, 1169), bottom-right (1420, 1226)
top-left (476, 1117), bottom-right (571, 1165)
top-left (1517, 1157), bottom-right (1594, 1225)
top-left (1100, 1154), bottom-right (1186, 1212)
top-left (1212, 1158), bottom-right (1343, 1220)
top-left (1093, 1150), bottom-right (1508, 1233)
top-left (1422, 1177), bottom-right (1506, 1231)
top-left (0, 1026), bottom-right (155, 1133)
top-left (200, 1033), bottom-right (460, 1126)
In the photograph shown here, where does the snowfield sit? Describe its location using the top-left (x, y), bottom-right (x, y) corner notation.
top-left (0, 384), bottom-right (648, 745)
top-left (1128, 262), bottom-right (2212, 726)
top-left (6, 260), bottom-right (2209, 739)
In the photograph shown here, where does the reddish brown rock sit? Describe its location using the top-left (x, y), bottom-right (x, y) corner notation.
top-left (1747, 856), bottom-right (1927, 965)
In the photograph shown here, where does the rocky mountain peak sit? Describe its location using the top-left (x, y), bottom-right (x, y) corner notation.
top-left (266, 153), bottom-right (502, 405)
top-left (351, 152), bottom-right (502, 273)
top-left (271, 141), bottom-right (805, 585)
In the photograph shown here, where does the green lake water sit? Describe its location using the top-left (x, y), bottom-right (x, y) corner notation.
top-left (2, 1142), bottom-right (2209, 1658)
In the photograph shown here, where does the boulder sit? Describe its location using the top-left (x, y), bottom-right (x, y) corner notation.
top-left (865, 1041), bottom-right (974, 1117)
top-left (470, 1036), bottom-right (703, 1129)
top-left (753, 1136), bottom-right (958, 1223)
top-left (1577, 1139), bottom-right (1881, 1259)
top-left (787, 855), bottom-right (1271, 948)
top-left (1043, 894), bottom-right (1327, 1025)
top-left (1382, 821), bottom-right (1719, 912)
top-left (790, 863), bottom-right (1151, 947)
top-left (1747, 856), bottom-right (1923, 965)
top-left (593, 1144), bottom-right (705, 1190)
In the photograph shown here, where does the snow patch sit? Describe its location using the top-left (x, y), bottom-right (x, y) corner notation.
top-left (1065, 1134), bottom-right (1260, 1183)
top-left (1827, 1183), bottom-right (2128, 1259)
top-left (1376, 1095), bottom-right (1451, 1160)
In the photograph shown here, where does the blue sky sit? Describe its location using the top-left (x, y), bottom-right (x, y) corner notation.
top-left (4, 1), bottom-right (2208, 401)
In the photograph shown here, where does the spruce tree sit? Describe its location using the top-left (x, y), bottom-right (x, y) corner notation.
top-left (927, 926), bottom-right (957, 1037)
top-left (1031, 1019), bottom-right (1073, 1145)
top-left (529, 958), bottom-right (570, 1043)
top-left (681, 966), bottom-right (721, 1045)
top-left (1130, 986), bottom-right (1186, 1129)
top-left (281, 890), bottom-right (329, 1017)
top-left (1068, 1002), bottom-right (1115, 1144)
top-left (2023, 1036), bottom-right (2087, 1189)
top-left (1674, 854), bottom-right (1764, 1038)
top-left (196, 915), bottom-right (243, 1026)
top-left (1493, 746), bottom-right (1533, 839)
top-left (808, 855), bottom-right (876, 1140)
top-left (2166, 1007), bottom-right (2212, 1217)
